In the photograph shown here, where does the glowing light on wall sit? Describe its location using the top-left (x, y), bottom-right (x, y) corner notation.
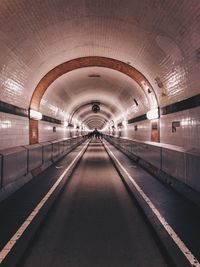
top-left (0, 120), bottom-right (11, 129)
top-left (63, 121), bottom-right (68, 127)
top-left (146, 108), bottom-right (159, 120)
top-left (122, 120), bottom-right (127, 127)
top-left (29, 109), bottom-right (42, 120)
top-left (121, 120), bottom-right (127, 132)
top-left (181, 119), bottom-right (192, 126)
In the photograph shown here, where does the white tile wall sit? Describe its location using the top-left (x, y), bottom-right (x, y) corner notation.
top-left (38, 121), bottom-right (82, 143)
top-left (119, 120), bottom-right (151, 142)
top-left (0, 112), bottom-right (29, 149)
top-left (38, 121), bottom-right (70, 143)
top-left (127, 120), bottom-right (151, 141)
top-left (160, 106), bottom-right (200, 149)
top-left (118, 106), bottom-right (200, 149)
top-left (1, 0), bottom-right (200, 129)
top-left (0, 112), bottom-right (84, 149)
top-left (0, 106), bottom-right (199, 150)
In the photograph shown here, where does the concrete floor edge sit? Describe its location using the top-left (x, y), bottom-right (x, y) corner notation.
top-left (106, 138), bottom-right (200, 209)
top-left (102, 140), bottom-right (193, 267)
top-left (0, 141), bottom-right (90, 267)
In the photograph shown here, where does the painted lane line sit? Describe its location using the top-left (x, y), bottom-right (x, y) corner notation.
top-left (104, 142), bottom-right (200, 267)
top-left (0, 141), bottom-right (89, 264)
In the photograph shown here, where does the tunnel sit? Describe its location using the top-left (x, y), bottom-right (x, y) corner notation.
top-left (0, 1), bottom-right (200, 267)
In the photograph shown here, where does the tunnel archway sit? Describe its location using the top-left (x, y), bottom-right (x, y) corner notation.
top-left (68, 100), bottom-right (115, 128)
top-left (29, 56), bottom-right (159, 144)
top-left (68, 101), bottom-right (112, 125)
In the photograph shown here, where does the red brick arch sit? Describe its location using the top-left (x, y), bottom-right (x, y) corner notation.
top-left (29, 56), bottom-right (158, 144)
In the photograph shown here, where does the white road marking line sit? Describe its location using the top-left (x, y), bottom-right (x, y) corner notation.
top-left (0, 141), bottom-right (89, 264)
top-left (104, 142), bottom-right (200, 267)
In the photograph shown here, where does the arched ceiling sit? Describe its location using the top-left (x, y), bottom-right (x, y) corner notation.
top-left (68, 102), bottom-right (114, 123)
top-left (78, 108), bottom-right (112, 121)
top-left (40, 67), bottom-right (149, 125)
top-left (0, 0), bottom-right (200, 129)
top-left (82, 115), bottom-right (108, 130)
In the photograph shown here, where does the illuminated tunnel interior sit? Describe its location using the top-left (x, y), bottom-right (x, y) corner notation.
top-left (0, 1), bottom-right (200, 267)
top-left (1, 0), bottom-right (199, 149)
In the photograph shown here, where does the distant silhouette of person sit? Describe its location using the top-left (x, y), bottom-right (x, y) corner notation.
top-left (94, 128), bottom-right (101, 139)
top-left (87, 129), bottom-right (103, 139)
top-left (88, 131), bottom-right (94, 139)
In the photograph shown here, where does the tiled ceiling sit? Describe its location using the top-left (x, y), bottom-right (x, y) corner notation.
top-left (0, 0), bottom-right (200, 128)
top-left (40, 67), bottom-right (148, 123)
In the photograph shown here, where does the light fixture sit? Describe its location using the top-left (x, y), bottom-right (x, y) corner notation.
top-left (92, 103), bottom-right (100, 113)
top-left (63, 121), bottom-right (68, 127)
top-left (122, 120), bottom-right (127, 127)
top-left (146, 108), bottom-right (159, 120)
top-left (29, 109), bottom-right (42, 120)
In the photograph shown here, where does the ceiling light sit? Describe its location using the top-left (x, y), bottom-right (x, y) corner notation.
top-left (29, 109), bottom-right (42, 120)
top-left (146, 108), bottom-right (159, 120)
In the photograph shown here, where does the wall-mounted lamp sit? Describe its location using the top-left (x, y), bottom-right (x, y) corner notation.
top-left (29, 109), bottom-right (42, 120)
top-left (122, 120), bottom-right (127, 127)
top-left (63, 121), bottom-right (68, 127)
top-left (146, 108), bottom-right (159, 120)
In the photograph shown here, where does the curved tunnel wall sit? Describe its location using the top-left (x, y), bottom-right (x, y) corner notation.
top-left (0, 1), bottom-right (200, 150)
top-left (30, 56), bottom-right (158, 110)
top-left (29, 56), bottom-right (158, 144)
